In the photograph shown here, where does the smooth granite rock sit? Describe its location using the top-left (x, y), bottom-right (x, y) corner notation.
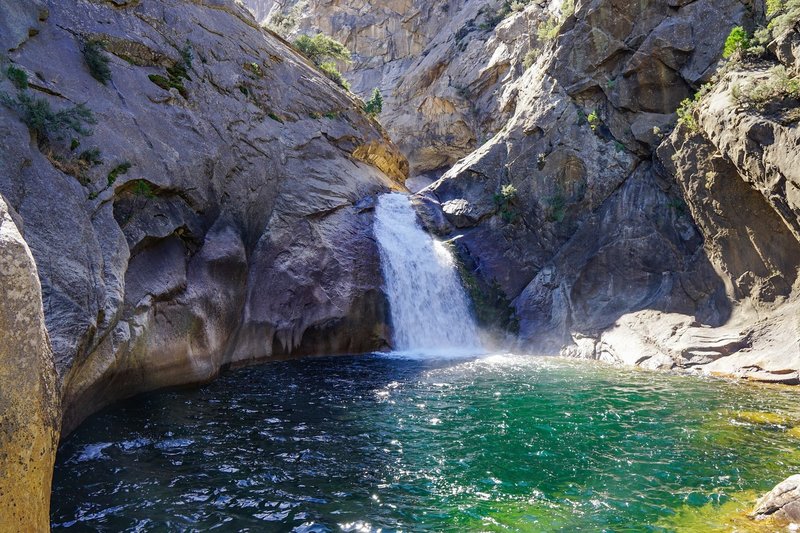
top-left (753, 475), bottom-right (800, 522)
top-left (0, 195), bottom-right (59, 531)
top-left (0, 0), bottom-right (407, 434)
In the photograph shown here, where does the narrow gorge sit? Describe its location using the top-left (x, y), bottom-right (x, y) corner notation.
top-left (1, 0), bottom-right (800, 530)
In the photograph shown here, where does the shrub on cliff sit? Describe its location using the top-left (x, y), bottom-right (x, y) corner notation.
top-left (319, 62), bottom-right (350, 91)
top-left (0, 90), bottom-right (95, 145)
top-left (293, 33), bottom-right (352, 91)
top-left (723, 26), bottom-right (750, 58)
top-left (294, 33), bottom-right (351, 65)
top-left (733, 65), bottom-right (800, 108)
top-left (765, 0), bottom-right (800, 38)
top-left (83, 39), bottom-right (111, 84)
top-left (493, 184), bottom-right (518, 222)
top-left (6, 65), bottom-right (28, 90)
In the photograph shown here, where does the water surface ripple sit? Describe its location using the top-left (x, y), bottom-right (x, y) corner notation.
top-left (51, 355), bottom-right (800, 531)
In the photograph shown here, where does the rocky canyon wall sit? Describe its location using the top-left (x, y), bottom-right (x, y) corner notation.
top-left (245, 0), bottom-right (558, 184)
top-left (246, 0), bottom-right (800, 380)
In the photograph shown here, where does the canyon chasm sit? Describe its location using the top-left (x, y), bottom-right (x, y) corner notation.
top-left (2, 0), bottom-right (800, 529)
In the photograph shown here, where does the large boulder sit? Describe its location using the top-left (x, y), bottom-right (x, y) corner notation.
top-left (753, 475), bottom-right (800, 523)
top-left (0, 195), bottom-right (59, 530)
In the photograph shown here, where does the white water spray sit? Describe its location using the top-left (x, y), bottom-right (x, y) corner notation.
top-left (374, 193), bottom-right (483, 355)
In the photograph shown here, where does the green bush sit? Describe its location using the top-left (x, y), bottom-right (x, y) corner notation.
top-left (479, 3), bottom-right (512, 30)
top-left (107, 161), bottom-right (131, 186)
top-left (6, 65), bottom-right (28, 90)
top-left (293, 33), bottom-right (351, 91)
top-left (676, 97), bottom-right (698, 131)
top-left (83, 40), bottom-right (112, 84)
top-left (245, 62), bottom-right (264, 77)
top-left (493, 184), bottom-right (519, 222)
top-left (180, 40), bottom-right (194, 70)
top-left (319, 61), bottom-right (350, 91)
top-left (364, 88), bottom-right (383, 116)
top-left (294, 33), bottom-right (351, 65)
top-left (266, 4), bottom-right (302, 37)
top-left (767, 0), bottom-right (800, 38)
top-left (537, 17), bottom-right (561, 41)
top-left (738, 65), bottom-right (800, 107)
top-left (723, 26), bottom-right (750, 58)
top-left (587, 110), bottom-right (601, 131)
top-left (522, 49), bottom-right (538, 70)
top-left (537, 0), bottom-right (574, 41)
top-left (132, 179), bottom-right (155, 198)
top-left (675, 82), bottom-right (715, 131)
top-left (79, 148), bottom-right (103, 166)
top-left (767, 0), bottom-right (783, 17)
top-left (0, 91), bottom-right (95, 144)
top-left (148, 72), bottom-right (188, 99)
top-left (562, 0), bottom-right (575, 18)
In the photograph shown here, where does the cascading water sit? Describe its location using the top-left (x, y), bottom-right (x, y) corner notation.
top-left (374, 193), bottom-right (483, 355)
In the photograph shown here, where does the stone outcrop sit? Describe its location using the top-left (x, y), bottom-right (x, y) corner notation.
top-left (591, 14), bottom-right (800, 380)
top-left (0, 195), bottom-right (59, 530)
top-left (0, 0), bottom-right (406, 435)
top-left (753, 475), bottom-right (800, 523)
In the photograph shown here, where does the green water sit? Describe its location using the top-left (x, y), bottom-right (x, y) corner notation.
top-left (51, 354), bottom-right (800, 531)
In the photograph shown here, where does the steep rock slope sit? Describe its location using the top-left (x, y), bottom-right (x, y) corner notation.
top-left (243, 0), bottom-right (800, 381)
top-left (0, 0), bottom-right (406, 433)
top-left (423, 0), bottom-right (800, 380)
top-left (609, 16), bottom-right (800, 380)
top-left (418, 0), bottom-right (743, 343)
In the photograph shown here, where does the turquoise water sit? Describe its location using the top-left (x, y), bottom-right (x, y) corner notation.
top-left (51, 354), bottom-right (800, 531)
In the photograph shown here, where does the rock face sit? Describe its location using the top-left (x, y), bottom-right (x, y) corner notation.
top-left (246, 0), bottom-right (800, 380)
top-left (244, 0), bottom-right (549, 181)
top-left (417, 0), bottom-right (745, 349)
top-left (0, 0), bottom-right (406, 434)
top-left (0, 195), bottom-right (59, 530)
top-left (753, 475), bottom-right (800, 522)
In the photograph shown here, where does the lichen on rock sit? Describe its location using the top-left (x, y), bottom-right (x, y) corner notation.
top-left (0, 195), bottom-right (60, 531)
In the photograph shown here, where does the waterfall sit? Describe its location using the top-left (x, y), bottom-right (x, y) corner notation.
top-left (374, 193), bottom-right (483, 355)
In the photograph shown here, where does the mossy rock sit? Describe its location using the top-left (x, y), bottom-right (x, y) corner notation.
top-left (148, 74), bottom-right (188, 99)
top-left (733, 410), bottom-right (792, 426)
top-left (447, 240), bottom-right (519, 334)
top-left (656, 490), bottom-right (783, 532)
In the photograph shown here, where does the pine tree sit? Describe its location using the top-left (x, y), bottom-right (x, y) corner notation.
top-left (364, 88), bottom-right (383, 116)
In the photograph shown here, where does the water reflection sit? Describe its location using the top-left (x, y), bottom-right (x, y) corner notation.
top-left (52, 354), bottom-right (800, 531)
